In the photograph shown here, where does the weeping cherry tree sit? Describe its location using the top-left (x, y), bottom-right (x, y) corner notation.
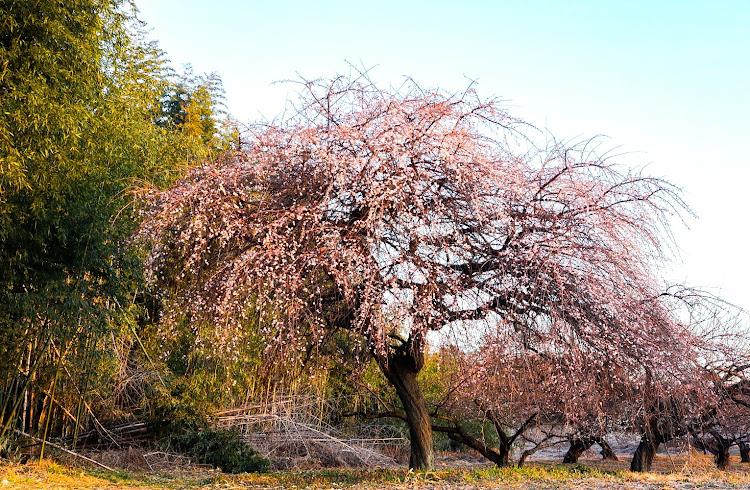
top-left (139, 74), bottom-right (712, 469)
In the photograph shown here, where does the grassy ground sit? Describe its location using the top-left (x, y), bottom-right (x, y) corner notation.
top-left (2, 454), bottom-right (750, 489)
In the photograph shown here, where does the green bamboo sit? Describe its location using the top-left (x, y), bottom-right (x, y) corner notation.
top-left (0, 328), bottom-right (53, 443)
top-left (72, 333), bottom-right (96, 450)
top-left (39, 343), bottom-right (64, 462)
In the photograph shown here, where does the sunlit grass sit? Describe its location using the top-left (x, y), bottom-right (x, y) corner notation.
top-left (2, 455), bottom-right (750, 488)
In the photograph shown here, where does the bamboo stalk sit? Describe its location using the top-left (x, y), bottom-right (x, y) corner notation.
top-left (52, 341), bottom-right (120, 447)
top-left (0, 326), bottom-right (53, 443)
top-left (21, 342), bottom-right (31, 433)
top-left (39, 363), bottom-right (62, 462)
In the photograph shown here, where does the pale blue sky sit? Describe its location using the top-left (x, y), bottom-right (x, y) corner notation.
top-left (136, 0), bottom-right (750, 310)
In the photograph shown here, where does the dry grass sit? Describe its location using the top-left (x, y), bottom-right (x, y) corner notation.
top-left (216, 397), bottom-right (405, 470)
top-left (2, 452), bottom-right (750, 489)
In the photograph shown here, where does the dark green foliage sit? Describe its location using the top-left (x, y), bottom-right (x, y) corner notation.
top-left (144, 377), bottom-right (212, 439)
top-left (171, 428), bottom-right (269, 474)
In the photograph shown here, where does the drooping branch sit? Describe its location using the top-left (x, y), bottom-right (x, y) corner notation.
top-left (139, 73), bottom-right (732, 471)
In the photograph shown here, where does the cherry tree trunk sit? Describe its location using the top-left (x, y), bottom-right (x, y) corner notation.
top-left (630, 438), bottom-right (659, 472)
top-left (446, 432), bottom-right (509, 467)
top-left (708, 436), bottom-right (732, 470)
top-left (739, 441), bottom-right (750, 463)
top-left (563, 437), bottom-right (593, 464)
top-left (563, 435), bottom-right (618, 464)
top-left (714, 445), bottom-right (731, 470)
top-left (496, 443), bottom-right (511, 466)
top-left (693, 433), bottom-right (732, 470)
top-left (598, 439), bottom-right (619, 461)
top-left (380, 355), bottom-right (434, 470)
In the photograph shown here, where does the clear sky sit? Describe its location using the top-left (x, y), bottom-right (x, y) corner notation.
top-left (136, 0), bottom-right (750, 311)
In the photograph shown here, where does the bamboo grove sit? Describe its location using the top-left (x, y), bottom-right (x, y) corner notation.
top-left (0, 0), bottom-right (234, 453)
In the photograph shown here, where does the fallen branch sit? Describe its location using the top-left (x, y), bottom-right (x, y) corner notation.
top-left (5, 425), bottom-right (114, 471)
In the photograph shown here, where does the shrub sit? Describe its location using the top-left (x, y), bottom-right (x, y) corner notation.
top-left (143, 378), bottom-right (212, 438)
top-left (172, 428), bottom-right (269, 473)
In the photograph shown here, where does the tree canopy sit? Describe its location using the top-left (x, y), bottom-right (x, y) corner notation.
top-left (140, 75), bottom-right (719, 469)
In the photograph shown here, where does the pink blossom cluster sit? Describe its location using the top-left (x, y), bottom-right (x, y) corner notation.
top-left (137, 75), bottom-right (734, 418)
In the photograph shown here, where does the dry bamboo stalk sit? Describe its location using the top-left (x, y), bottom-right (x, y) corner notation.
top-left (7, 426), bottom-right (114, 471)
